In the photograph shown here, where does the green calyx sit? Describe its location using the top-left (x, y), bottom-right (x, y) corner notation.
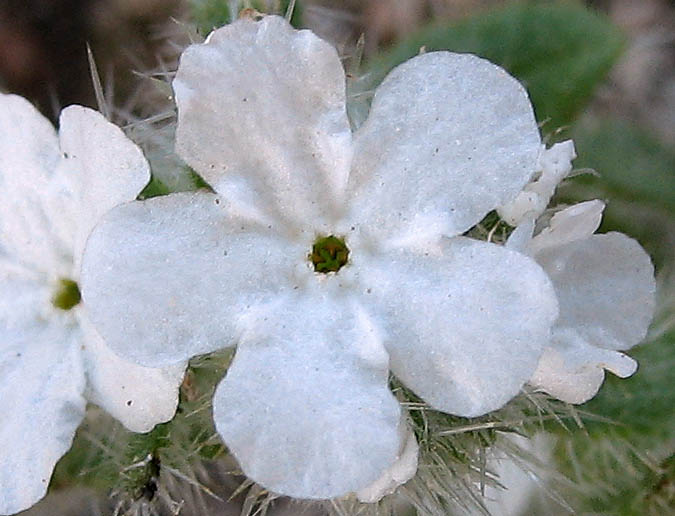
top-left (52, 278), bottom-right (81, 310)
top-left (310, 235), bottom-right (349, 273)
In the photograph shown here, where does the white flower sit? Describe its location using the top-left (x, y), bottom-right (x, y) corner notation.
top-left (81, 16), bottom-right (558, 500)
top-left (0, 94), bottom-right (185, 515)
top-left (507, 200), bottom-right (656, 404)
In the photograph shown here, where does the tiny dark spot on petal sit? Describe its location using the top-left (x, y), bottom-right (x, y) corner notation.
top-left (126, 400), bottom-right (133, 406)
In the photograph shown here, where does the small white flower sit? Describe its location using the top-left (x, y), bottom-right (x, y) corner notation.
top-left (0, 94), bottom-right (185, 515)
top-left (81, 16), bottom-right (558, 499)
top-left (507, 200), bottom-right (656, 404)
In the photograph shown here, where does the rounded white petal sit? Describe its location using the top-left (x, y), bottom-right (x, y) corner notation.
top-left (530, 329), bottom-right (638, 404)
top-left (359, 237), bottom-right (558, 417)
top-left (528, 200), bottom-right (605, 255)
top-left (356, 423), bottom-right (418, 503)
top-left (174, 15), bottom-right (352, 229)
top-left (213, 291), bottom-right (401, 499)
top-left (535, 232), bottom-right (656, 351)
top-left (79, 313), bottom-right (185, 433)
top-left (348, 52), bottom-right (541, 245)
top-left (0, 94), bottom-right (67, 273)
top-left (0, 325), bottom-right (86, 515)
top-left (81, 192), bottom-right (303, 367)
top-left (57, 106), bottom-right (151, 271)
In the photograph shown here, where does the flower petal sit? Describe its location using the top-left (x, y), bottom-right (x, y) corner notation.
top-left (174, 16), bottom-right (352, 229)
top-left (535, 232), bottom-right (656, 351)
top-left (0, 265), bottom-right (51, 332)
top-left (0, 325), bottom-right (86, 515)
top-left (79, 313), bottom-right (185, 433)
top-left (530, 329), bottom-right (638, 404)
top-left (358, 237), bottom-right (558, 417)
top-left (213, 291), bottom-right (401, 499)
top-left (528, 200), bottom-right (605, 255)
top-left (81, 192), bottom-right (303, 367)
top-left (356, 423), bottom-right (418, 503)
top-left (347, 52), bottom-right (540, 245)
top-left (56, 106), bottom-right (151, 271)
top-left (0, 94), bottom-right (66, 273)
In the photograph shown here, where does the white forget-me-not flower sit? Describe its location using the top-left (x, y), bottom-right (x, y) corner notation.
top-left (0, 94), bottom-right (185, 515)
top-left (81, 16), bottom-right (559, 500)
top-left (507, 199), bottom-right (655, 404)
top-left (501, 142), bottom-right (656, 404)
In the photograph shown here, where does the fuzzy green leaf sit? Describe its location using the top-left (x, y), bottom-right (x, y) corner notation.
top-left (583, 330), bottom-right (675, 440)
top-left (367, 3), bottom-right (624, 130)
top-left (571, 120), bottom-right (675, 213)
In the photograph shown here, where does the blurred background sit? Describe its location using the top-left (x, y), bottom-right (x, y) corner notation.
top-left (1, 0), bottom-right (673, 514)
top-left (2, 0), bottom-right (674, 145)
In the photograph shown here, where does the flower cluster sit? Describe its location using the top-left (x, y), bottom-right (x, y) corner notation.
top-left (0, 14), bottom-right (656, 514)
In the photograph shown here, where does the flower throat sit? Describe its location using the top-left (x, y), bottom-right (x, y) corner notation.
top-left (52, 278), bottom-right (81, 310)
top-left (310, 235), bottom-right (349, 273)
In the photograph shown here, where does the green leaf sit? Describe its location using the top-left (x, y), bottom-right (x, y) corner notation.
top-left (138, 175), bottom-right (171, 199)
top-left (583, 330), bottom-right (675, 440)
top-left (367, 2), bottom-right (624, 130)
top-left (192, 0), bottom-right (232, 35)
top-left (571, 119), bottom-right (675, 213)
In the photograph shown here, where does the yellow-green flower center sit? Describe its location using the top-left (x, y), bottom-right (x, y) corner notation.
top-left (52, 278), bottom-right (81, 310)
top-left (310, 235), bottom-right (349, 273)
